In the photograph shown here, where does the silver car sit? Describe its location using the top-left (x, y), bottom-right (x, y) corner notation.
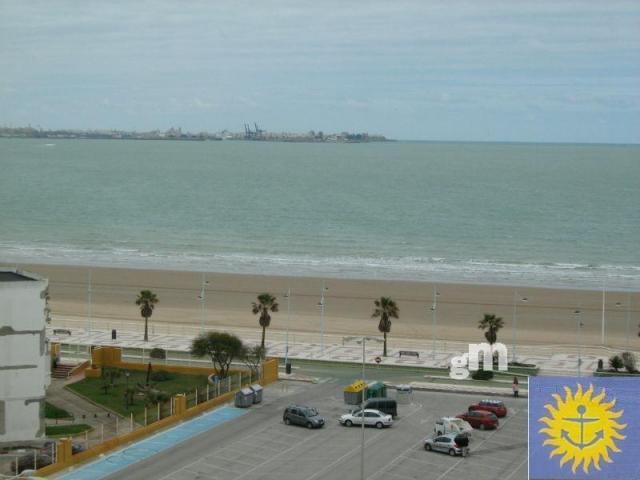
top-left (424, 433), bottom-right (470, 457)
top-left (339, 409), bottom-right (393, 428)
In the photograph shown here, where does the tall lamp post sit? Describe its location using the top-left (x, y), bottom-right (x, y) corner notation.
top-left (430, 287), bottom-right (440, 358)
top-left (511, 293), bottom-right (528, 363)
top-left (86, 270), bottom-right (93, 333)
top-left (284, 288), bottom-right (291, 367)
top-left (575, 309), bottom-right (583, 377)
top-left (197, 273), bottom-right (209, 334)
top-left (344, 335), bottom-right (384, 480)
top-left (317, 282), bottom-right (328, 354)
top-left (601, 283), bottom-right (606, 345)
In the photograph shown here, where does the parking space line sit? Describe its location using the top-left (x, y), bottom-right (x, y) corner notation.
top-left (301, 403), bottom-right (425, 480)
top-left (184, 465), bottom-right (228, 478)
top-left (227, 429), bottom-right (322, 480)
top-left (216, 455), bottom-right (263, 468)
top-left (199, 458), bottom-right (253, 472)
top-left (386, 471), bottom-right (418, 480)
top-left (502, 458), bottom-right (528, 480)
top-left (432, 409), bottom-right (523, 480)
top-left (303, 430), bottom-right (388, 480)
top-left (400, 455), bottom-right (452, 469)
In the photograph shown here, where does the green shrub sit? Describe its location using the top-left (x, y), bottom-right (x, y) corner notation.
top-left (44, 402), bottom-right (73, 419)
top-left (621, 352), bottom-right (637, 373)
top-left (609, 355), bottom-right (624, 372)
top-left (471, 370), bottom-right (494, 380)
top-left (149, 348), bottom-right (166, 360)
top-left (508, 361), bottom-right (536, 368)
top-left (150, 370), bottom-right (174, 382)
top-left (45, 424), bottom-right (91, 436)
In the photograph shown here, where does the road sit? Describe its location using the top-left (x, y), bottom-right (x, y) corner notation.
top-left (108, 380), bottom-right (528, 480)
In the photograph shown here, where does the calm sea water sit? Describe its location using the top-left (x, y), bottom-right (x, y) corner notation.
top-left (1, 138), bottom-right (638, 289)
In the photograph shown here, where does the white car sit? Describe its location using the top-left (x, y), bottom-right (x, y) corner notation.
top-left (339, 409), bottom-right (393, 428)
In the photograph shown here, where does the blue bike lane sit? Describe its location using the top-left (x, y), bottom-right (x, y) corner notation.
top-left (56, 406), bottom-right (247, 480)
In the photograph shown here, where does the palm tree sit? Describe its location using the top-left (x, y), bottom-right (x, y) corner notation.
top-left (252, 293), bottom-right (278, 350)
top-left (136, 290), bottom-right (158, 342)
top-left (372, 297), bottom-right (399, 357)
top-left (478, 313), bottom-right (504, 345)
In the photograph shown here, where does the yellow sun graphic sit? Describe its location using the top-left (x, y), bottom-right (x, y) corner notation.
top-left (539, 383), bottom-right (627, 474)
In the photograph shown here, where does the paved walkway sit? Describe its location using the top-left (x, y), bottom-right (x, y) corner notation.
top-left (47, 377), bottom-right (134, 449)
top-left (46, 320), bottom-right (633, 377)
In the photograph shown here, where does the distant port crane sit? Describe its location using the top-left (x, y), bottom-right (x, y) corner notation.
top-left (244, 122), bottom-right (264, 140)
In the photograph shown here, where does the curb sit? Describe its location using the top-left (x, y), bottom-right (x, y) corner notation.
top-left (408, 383), bottom-right (528, 398)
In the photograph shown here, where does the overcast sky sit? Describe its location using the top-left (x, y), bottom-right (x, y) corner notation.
top-left (1, 1), bottom-right (638, 143)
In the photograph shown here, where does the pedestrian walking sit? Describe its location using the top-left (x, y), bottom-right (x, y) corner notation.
top-left (512, 376), bottom-right (519, 398)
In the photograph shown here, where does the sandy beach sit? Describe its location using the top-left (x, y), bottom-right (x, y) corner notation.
top-left (19, 263), bottom-right (637, 350)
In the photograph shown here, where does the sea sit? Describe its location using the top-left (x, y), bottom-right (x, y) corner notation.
top-left (1, 138), bottom-right (638, 290)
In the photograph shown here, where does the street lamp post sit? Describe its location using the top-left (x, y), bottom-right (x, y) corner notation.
top-left (431, 287), bottom-right (440, 358)
top-left (344, 335), bottom-right (384, 480)
top-left (627, 292), bottom-right (632, 350)
top-left (512, 293), bottom-right (528, 363)
top-left (575, 309), bottom-right (583, 377)
top-left (87, 270), bottom-right (92, 333)
top-left (318, 282), bottom-right (328, 354)
top-left (198, 273), bottom-right (209, 334)
top-left (601, 284), bottom-right (606, 345)
top-left (284, 288), bottom-right (291, 367)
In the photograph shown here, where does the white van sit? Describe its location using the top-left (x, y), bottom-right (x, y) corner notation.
top-left (434, 417), bottom-right (473, 437)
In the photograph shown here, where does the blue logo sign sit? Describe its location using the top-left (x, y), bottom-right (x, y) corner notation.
top-left (529, 376), bottom-right (640, 479)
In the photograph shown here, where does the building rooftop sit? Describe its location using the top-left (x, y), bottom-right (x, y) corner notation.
top-left (0, 271), bottom-right (37, 282)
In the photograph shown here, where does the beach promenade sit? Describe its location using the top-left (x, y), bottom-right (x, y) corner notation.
top-left (33, 264), bottom-right (639, 352)
top-left (49, 319), bottom-right (623, 378)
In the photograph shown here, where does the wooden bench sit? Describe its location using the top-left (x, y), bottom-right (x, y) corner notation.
top-left (398, 350), bottom-right (420, 358)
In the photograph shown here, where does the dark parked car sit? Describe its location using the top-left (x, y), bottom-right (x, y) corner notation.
top-left (424, 433), bottom-right (470, 456)
top-left (468, 399), bottom-right (507, 418)
top-left (457, 410), bottom-right (499, 430)
top-left (283, 405), bottom-right (325, 428)
top-left (363, 398), bottom-right (398, 418)
top-left (11, 453), bottom-right (52, 474)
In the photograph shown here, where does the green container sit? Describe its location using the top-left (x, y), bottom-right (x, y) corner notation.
top-left (366, 381), bottom-right (386, 399)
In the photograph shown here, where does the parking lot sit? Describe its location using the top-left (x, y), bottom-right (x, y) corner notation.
top-left (108, 380), bottom-right (528, 480)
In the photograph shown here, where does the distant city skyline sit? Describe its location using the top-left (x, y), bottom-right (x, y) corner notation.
top-left (1, 1), bottom-right (638, 144)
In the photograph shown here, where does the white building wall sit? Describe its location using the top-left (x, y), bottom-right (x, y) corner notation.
top-left (0, 270), bottom-right (50, 445)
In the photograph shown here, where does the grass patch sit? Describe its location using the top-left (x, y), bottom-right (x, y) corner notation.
top-left (67, 369), bottom-right (210, 422)
top-left (46, 424), bottom-right (91, 436)
top-left (45, 402), bottom-right (73, 419)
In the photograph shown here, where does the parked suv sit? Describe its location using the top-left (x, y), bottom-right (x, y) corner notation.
top-left (283, 405), bottom-right (325, 429)
top-left (424, 433), bottom-right (470, 456)
top-left (363, 398), bottom-right (398, 418)
top-left (468, 399), bottom-right (507, 418)
top-left (457, 410), bottom-right (499, 430)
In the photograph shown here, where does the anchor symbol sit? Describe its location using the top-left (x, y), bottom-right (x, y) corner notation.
top-left (561, 405), bottom-right (604, 449)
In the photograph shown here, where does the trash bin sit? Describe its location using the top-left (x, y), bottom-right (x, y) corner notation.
top-left (250, 384), bottom-right (263, 404)
top-left (344, 380), bottom-right (367, 405)
top-left (285, 362), bottom-right (292, 375)
top-left (111, 329), bottom-right (117, 340)
top-left (395, 384), bottom-right (412, 405)
top-left (234, 388), bottom-right (254, 408)
top-left (366, 381), bottom-right (387, 399)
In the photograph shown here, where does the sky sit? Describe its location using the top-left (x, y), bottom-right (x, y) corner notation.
top-left (1, 1), bottom-right (639, 143)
